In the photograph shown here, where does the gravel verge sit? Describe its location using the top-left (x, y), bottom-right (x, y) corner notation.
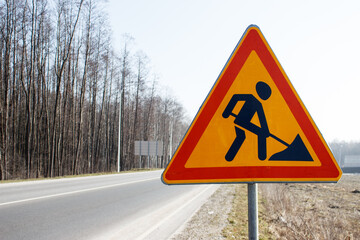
top-left (171, 184), bottom-right (236, 240)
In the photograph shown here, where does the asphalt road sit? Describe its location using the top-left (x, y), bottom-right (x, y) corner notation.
top-left (0, 170), bottom-right (218, 240)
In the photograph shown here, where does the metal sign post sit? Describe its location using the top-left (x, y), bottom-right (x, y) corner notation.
top-left (248, 183), bottom-right (258, 240)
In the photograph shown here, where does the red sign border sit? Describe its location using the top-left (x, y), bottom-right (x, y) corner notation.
top-left (162, 25), bottom-right (342, 184)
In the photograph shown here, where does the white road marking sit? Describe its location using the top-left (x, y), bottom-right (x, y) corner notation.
top-left (135, 185), bottom-right (215, 240)
top-left (0, 177), bottom-right (159, 207)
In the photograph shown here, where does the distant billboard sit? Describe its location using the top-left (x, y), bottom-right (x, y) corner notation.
top-left (343, 155), bottom-right (360, 168)
top-left (134, 141), bottom-right (163, 156)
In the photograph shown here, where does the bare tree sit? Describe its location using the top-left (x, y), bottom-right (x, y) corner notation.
top-left (49, 0), bottom-right (84, 177)
top-left (0, 0), bottom-right (189, 179)
top-left (0, 0), bottom-right (15, 180)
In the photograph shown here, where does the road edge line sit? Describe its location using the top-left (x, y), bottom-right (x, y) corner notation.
top-left (0, 177), bottom-right (159, 207)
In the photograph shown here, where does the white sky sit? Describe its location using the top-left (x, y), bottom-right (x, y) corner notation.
top-left (106, 0), bottom-right (360, 142)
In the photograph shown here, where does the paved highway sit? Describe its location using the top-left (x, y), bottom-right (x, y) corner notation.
top-left (0, 170), bottom-right (218, 240)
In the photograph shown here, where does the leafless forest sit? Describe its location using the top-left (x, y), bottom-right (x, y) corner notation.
top-left (0, 0), bottom-right (189, 180)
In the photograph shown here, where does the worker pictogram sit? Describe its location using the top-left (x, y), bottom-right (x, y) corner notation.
top-left (162, 25), bottom-right (342, 184)
top-left (223, 81), bottom-right (313, 163)
top-left (223, 81), bottom-right (271, 161)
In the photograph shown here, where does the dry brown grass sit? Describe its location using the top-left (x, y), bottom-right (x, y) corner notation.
top-left (259, 175), bottom-right (360, 239)
top-left (222, 185), bottom-right (273, 240)
top-left (222, 175), bottom-right (360, 239)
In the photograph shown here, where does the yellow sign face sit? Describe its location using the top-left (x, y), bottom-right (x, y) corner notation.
top-left (162, 25), bottom-right (342, 184)
top-left (185, 51), bottom-right (319, 168)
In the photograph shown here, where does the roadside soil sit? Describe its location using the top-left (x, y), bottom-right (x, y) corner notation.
top-left (173, 174), bottom-right (360, 240)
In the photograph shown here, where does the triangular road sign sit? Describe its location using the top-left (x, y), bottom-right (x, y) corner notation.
top-left (162, 25), bottom-right (342, 184)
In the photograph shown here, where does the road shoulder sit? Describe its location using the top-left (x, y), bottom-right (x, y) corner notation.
top-left (171, 184), bottom-right (235, 240)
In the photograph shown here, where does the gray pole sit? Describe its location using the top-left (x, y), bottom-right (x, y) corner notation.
top-left (248, 183), bottom-right (259, 240)
top-left (117, 88), bottom-right (122, 173)
top-left (148, 141), bottom-right (150, 168)
top-left (169, 120), bottom-right (173, 163)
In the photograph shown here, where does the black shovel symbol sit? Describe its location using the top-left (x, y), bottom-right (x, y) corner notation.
top-left (268, 133), bottom-right (313, 161)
